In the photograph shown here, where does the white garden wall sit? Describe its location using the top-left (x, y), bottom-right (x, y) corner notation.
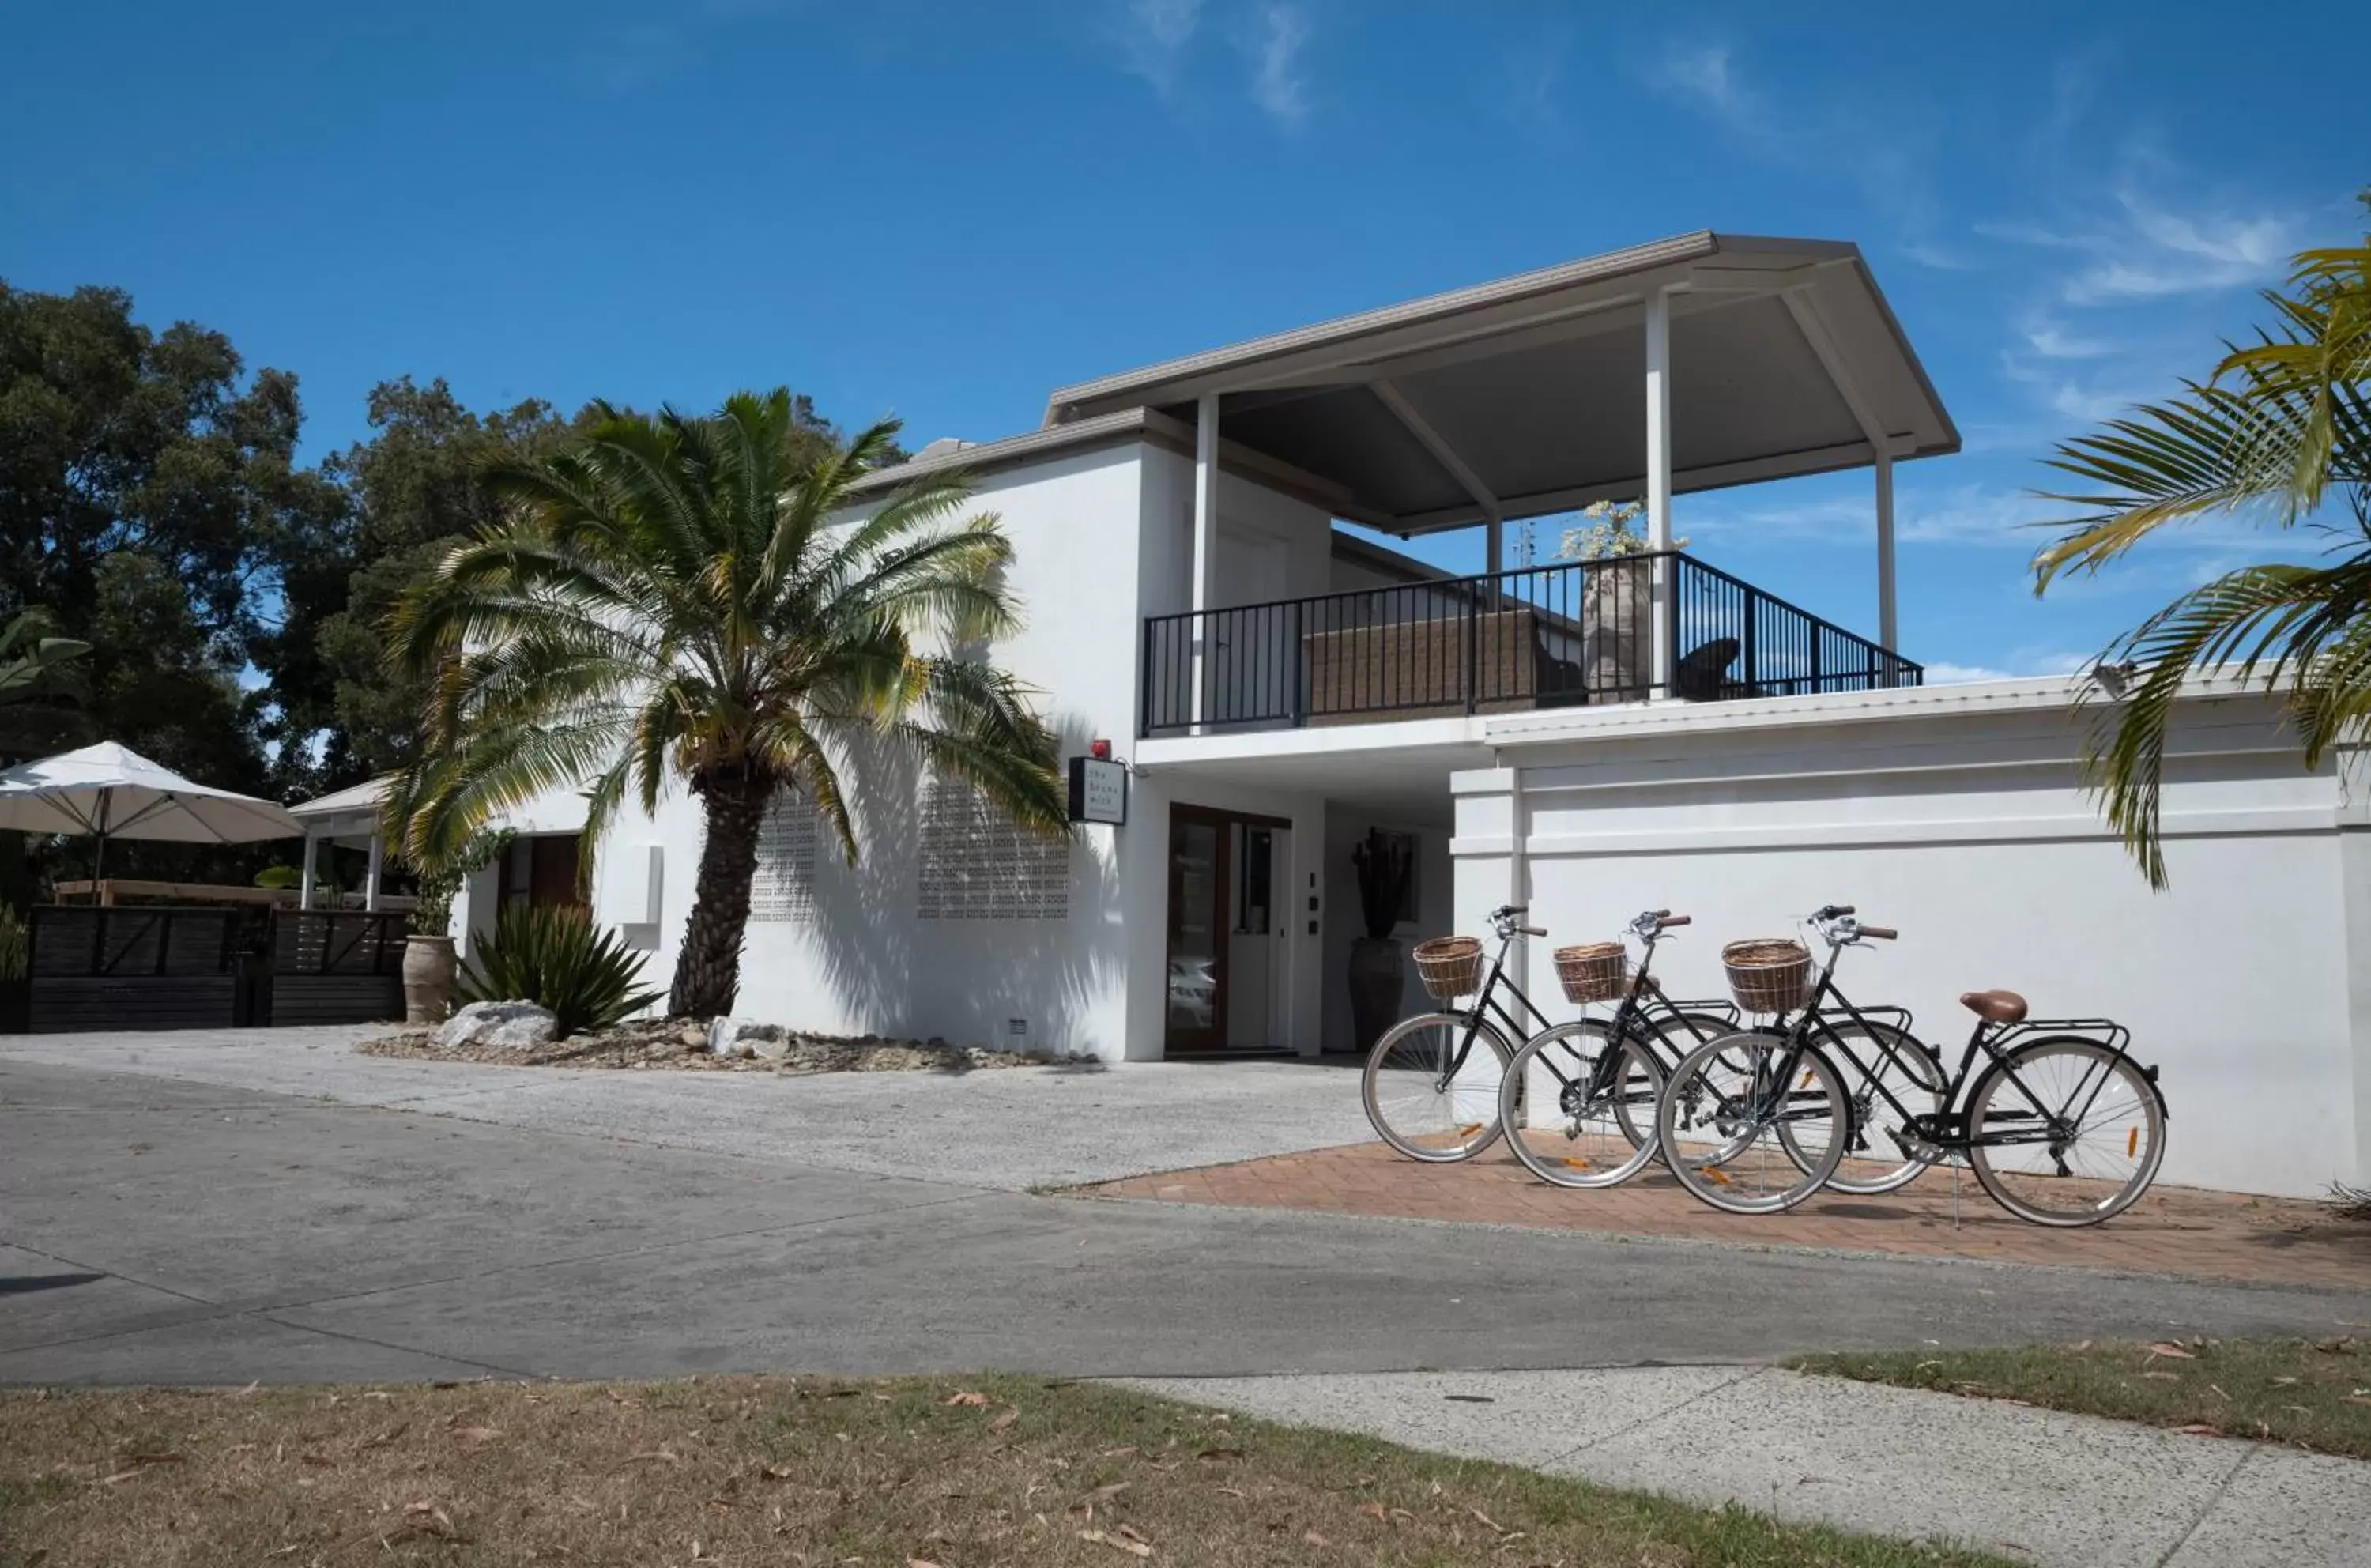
top-left (1451, 685), bottom-right (2371, 1197)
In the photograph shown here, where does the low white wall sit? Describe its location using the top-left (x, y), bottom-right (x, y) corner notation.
top-left (1451, 688), bottom-right (2370, 1197)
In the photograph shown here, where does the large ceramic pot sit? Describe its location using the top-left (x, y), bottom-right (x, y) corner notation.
top-left (1583, 555), bottom-right (1651, 701)
top-left (401, 934), bottom-right (457, 1024)
top-left (1347, 936), bottom-right (1404, 1054)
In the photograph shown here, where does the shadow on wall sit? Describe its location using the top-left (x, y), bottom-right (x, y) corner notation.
top-left (798, 721), bottom-right (1126, 1057)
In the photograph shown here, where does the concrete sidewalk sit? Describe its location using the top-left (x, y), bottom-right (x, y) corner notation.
top-left (1125, 1366), bottom-right (2371, 1567)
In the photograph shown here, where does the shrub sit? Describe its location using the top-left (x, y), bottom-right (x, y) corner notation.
top-left (0, 906), bottom-right (26, 983)
top-left (456, 904), bottom-right (662, 1037)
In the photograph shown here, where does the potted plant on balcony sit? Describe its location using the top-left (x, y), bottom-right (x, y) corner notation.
top-left (1559, 501), bottom-right (1679, 703)
top-left (1347, 828), bottom-right (1414, 1052)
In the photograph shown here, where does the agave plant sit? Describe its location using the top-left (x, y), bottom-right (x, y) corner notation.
top-left (456, 903), bottom-right (662, 1037)
top-left (2035, 215), bottom-right (2371, 887)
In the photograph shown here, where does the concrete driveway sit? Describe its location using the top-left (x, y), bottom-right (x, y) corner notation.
top-left (5, 1032), bottom-right (2369, 1388)
top-left (0, 1026), bottom-right (1380, 1189)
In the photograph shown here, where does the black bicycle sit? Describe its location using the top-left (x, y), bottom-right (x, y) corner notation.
top-left (1361, 905), bottom-right (1738, 1166)
top-left (1656, 906), bottom-right (2167, 1225)
top-left (1495, 909), bottom-right (1743, 1189)
top-left (1360, 904), bottom-right (1551, 1163)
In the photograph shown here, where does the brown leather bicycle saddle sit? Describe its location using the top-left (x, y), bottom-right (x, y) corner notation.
top-left (1958, 989), bottom-right (2029, 1024)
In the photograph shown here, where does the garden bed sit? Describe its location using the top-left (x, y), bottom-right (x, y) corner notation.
top-left (357, 1016), bottom-right (1089, 1074)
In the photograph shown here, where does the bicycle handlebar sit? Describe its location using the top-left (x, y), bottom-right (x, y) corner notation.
top-left (1517, 924), bottom-right (1548, 938)
top-left (1812, 903), bottom-right (1856, 920)
top-left (1860, 925), bottom-right (1898, 940)
top-left (1659, 914), bottom-right (1692, 929)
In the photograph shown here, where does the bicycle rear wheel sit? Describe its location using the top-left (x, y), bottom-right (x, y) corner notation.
top-left (1362, 1012), bottom-right (1515, 1162)
top-left (1657, 1029), bottom-right (1849, 1213)
top-left (1785, 1020), bottom-right (1945, 1196)
top-left (1498, 1020), bottom-right (1667, 1189)
top-left (1966, 1037), bottom-right (2165, 1226)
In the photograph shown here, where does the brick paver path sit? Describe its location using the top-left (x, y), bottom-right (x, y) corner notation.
top-left (1087, 1138), bottom-right (2371, 1290)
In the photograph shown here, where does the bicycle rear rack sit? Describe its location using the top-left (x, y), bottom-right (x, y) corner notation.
top-left (1988, 1016), bottom-right (2131, 1054)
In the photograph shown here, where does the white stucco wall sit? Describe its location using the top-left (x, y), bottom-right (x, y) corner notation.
top-left (456, 440), bottom-right (1348, 1061)
top-left (1450, 687), bottom-right (2370, 1197)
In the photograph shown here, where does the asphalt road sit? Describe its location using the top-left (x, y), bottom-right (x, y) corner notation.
top-left (6, 1058), bottom-right (2368, 1387)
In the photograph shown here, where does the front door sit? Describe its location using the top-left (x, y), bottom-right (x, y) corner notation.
top-left (1165, 805), bottom-right (1291, 1055)
top-left (1163, 809), bottom-right (1230, 1054)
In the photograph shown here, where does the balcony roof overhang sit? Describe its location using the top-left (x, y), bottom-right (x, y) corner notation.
top-left (1041, 231), bottom-right (1958, 536)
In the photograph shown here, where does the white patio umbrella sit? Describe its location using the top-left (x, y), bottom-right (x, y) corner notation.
top-left (0, 741), bottom-right (302, 879)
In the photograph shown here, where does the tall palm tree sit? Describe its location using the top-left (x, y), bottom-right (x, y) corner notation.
top-left (389, 389), bottom-right (1067, 1016)
top-left (2034, 220), bottom-right (2370, 888)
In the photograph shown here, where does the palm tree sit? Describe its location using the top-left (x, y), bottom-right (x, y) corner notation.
top-left (388, 389), bottom-right (1068, 1017)
top-left (2034, 217), bottom-right (2370, 888)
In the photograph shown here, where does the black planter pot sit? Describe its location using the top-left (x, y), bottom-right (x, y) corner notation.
top-left (1347, 936), bottom-right (1404, 1054)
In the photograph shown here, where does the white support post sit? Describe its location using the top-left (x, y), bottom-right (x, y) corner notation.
top-left (1643, 287), bottom-right (1676, 699)
top-left (1484, 514), bottom-right (1503, 578)
top-left (364, 831), bottom-right (383, 913)
top-left (1190, 392), bottom-right (1219, 732)
top-left (1874, 448), bottom-right (1898, 681)
top-left (299, 831), bottom-right (319, 912)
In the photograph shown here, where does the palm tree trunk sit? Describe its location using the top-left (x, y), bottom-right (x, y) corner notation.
top-left (669, 770), bottom-right (771, 1018)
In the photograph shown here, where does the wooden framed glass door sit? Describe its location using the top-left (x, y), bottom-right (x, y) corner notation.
top-left (1164, 805), bottom-right (1292, 1056)
top-left (1163, 808), bottom-right (1230, 1054)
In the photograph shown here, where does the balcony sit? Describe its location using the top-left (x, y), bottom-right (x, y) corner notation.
top-left (1140, 552), bottom-right (1920, 737)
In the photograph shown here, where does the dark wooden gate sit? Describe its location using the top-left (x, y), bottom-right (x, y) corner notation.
top-left (265, 910), bottom-right (407, 1026)
top-left (22, 906), bottom-right (241, 1032)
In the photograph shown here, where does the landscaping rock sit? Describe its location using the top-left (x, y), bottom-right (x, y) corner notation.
top-left (709, 1018), bottom-right (791, 1060)
top-left (433, 1001), bottom-right (559, 1051)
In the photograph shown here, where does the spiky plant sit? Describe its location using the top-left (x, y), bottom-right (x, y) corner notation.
top-left (390, 390), bottom-right (1066, 1016)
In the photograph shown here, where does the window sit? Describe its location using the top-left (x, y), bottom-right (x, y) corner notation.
top-left (499, 834), bottom-right (585, 912)
top-left (917, 778), bottom-right (1069, 920)
top-left (749, 790), bottom-right (820, 922)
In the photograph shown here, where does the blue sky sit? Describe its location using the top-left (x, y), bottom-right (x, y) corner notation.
top-left (6, 1), bottom-right (2365, 683)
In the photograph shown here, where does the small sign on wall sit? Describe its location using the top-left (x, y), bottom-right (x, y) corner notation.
top-left (1067, 756), bottom-right (1128, 825)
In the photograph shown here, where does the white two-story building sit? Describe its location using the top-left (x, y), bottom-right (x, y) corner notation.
top-left (438, 232), bottom-right (2369, 1199)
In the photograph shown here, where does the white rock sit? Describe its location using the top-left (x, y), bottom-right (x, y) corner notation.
top-left (434, 1000), bottom-right (559, 1050)
top-left (709, 1018), bottom-right (790, 1060)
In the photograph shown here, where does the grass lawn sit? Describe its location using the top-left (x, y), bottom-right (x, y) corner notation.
top-left (0, 1373), bottom-right (2011, 1567)
top-left (1792, 1336), bottom-right (2371, 1458)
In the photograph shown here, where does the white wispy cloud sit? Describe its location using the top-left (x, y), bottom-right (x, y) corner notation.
top-left (1921, 661), bottom-right (2019, 684)
top-left (1246, 3), bottom-right (1310, 126)
top-left (1649, 41), bottom-right (1749, 121)
top-left (1985, 188), bottom-right (2300, 307)
top-left (1118, 0), bottom-right (1202, 93)
top-left (2019, 316), bottom-right (2115, 360)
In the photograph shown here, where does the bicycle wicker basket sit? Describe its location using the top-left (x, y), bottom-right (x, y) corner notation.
top-left (1553, 941), bottom-right (1628, 1005)
top-left (1412, 936), bottom-right (1484, 1001)
top-left (1722, 937), bottom-right (1814, 1014)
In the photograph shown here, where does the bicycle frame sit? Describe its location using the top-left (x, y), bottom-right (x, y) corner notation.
top-left (1431, 932), bottom-right (1558, 1092)
top-left (1755, 940), bottom-right (2153, 1154)
top-left (1529, 931), bottom-right (1738, 1108)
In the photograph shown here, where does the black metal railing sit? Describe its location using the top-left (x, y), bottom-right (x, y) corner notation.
top-left (1140, 551), bottom-right (1920, 737)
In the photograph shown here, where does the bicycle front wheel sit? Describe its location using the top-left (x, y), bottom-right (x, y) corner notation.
top-left (1966, 1037), bottom-right (2165, 1227)
top-left (1498, 1020), bottom-right (1667, 1189)
top-left (1657, 1029), bottom-right (1849, 1214)
top-left (1362, 1012), bottom-right (1515, 1162)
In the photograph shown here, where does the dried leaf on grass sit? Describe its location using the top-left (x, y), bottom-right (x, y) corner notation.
top-left (988, 1408), bottom-right (1020, 1434)
top-left (1078, 1526), bottom-right (1154, 1557)
top-left (2147, 1343), bottom-right (2198, 1361)
top-left (944, 1392), bottom-right (989, 1408)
